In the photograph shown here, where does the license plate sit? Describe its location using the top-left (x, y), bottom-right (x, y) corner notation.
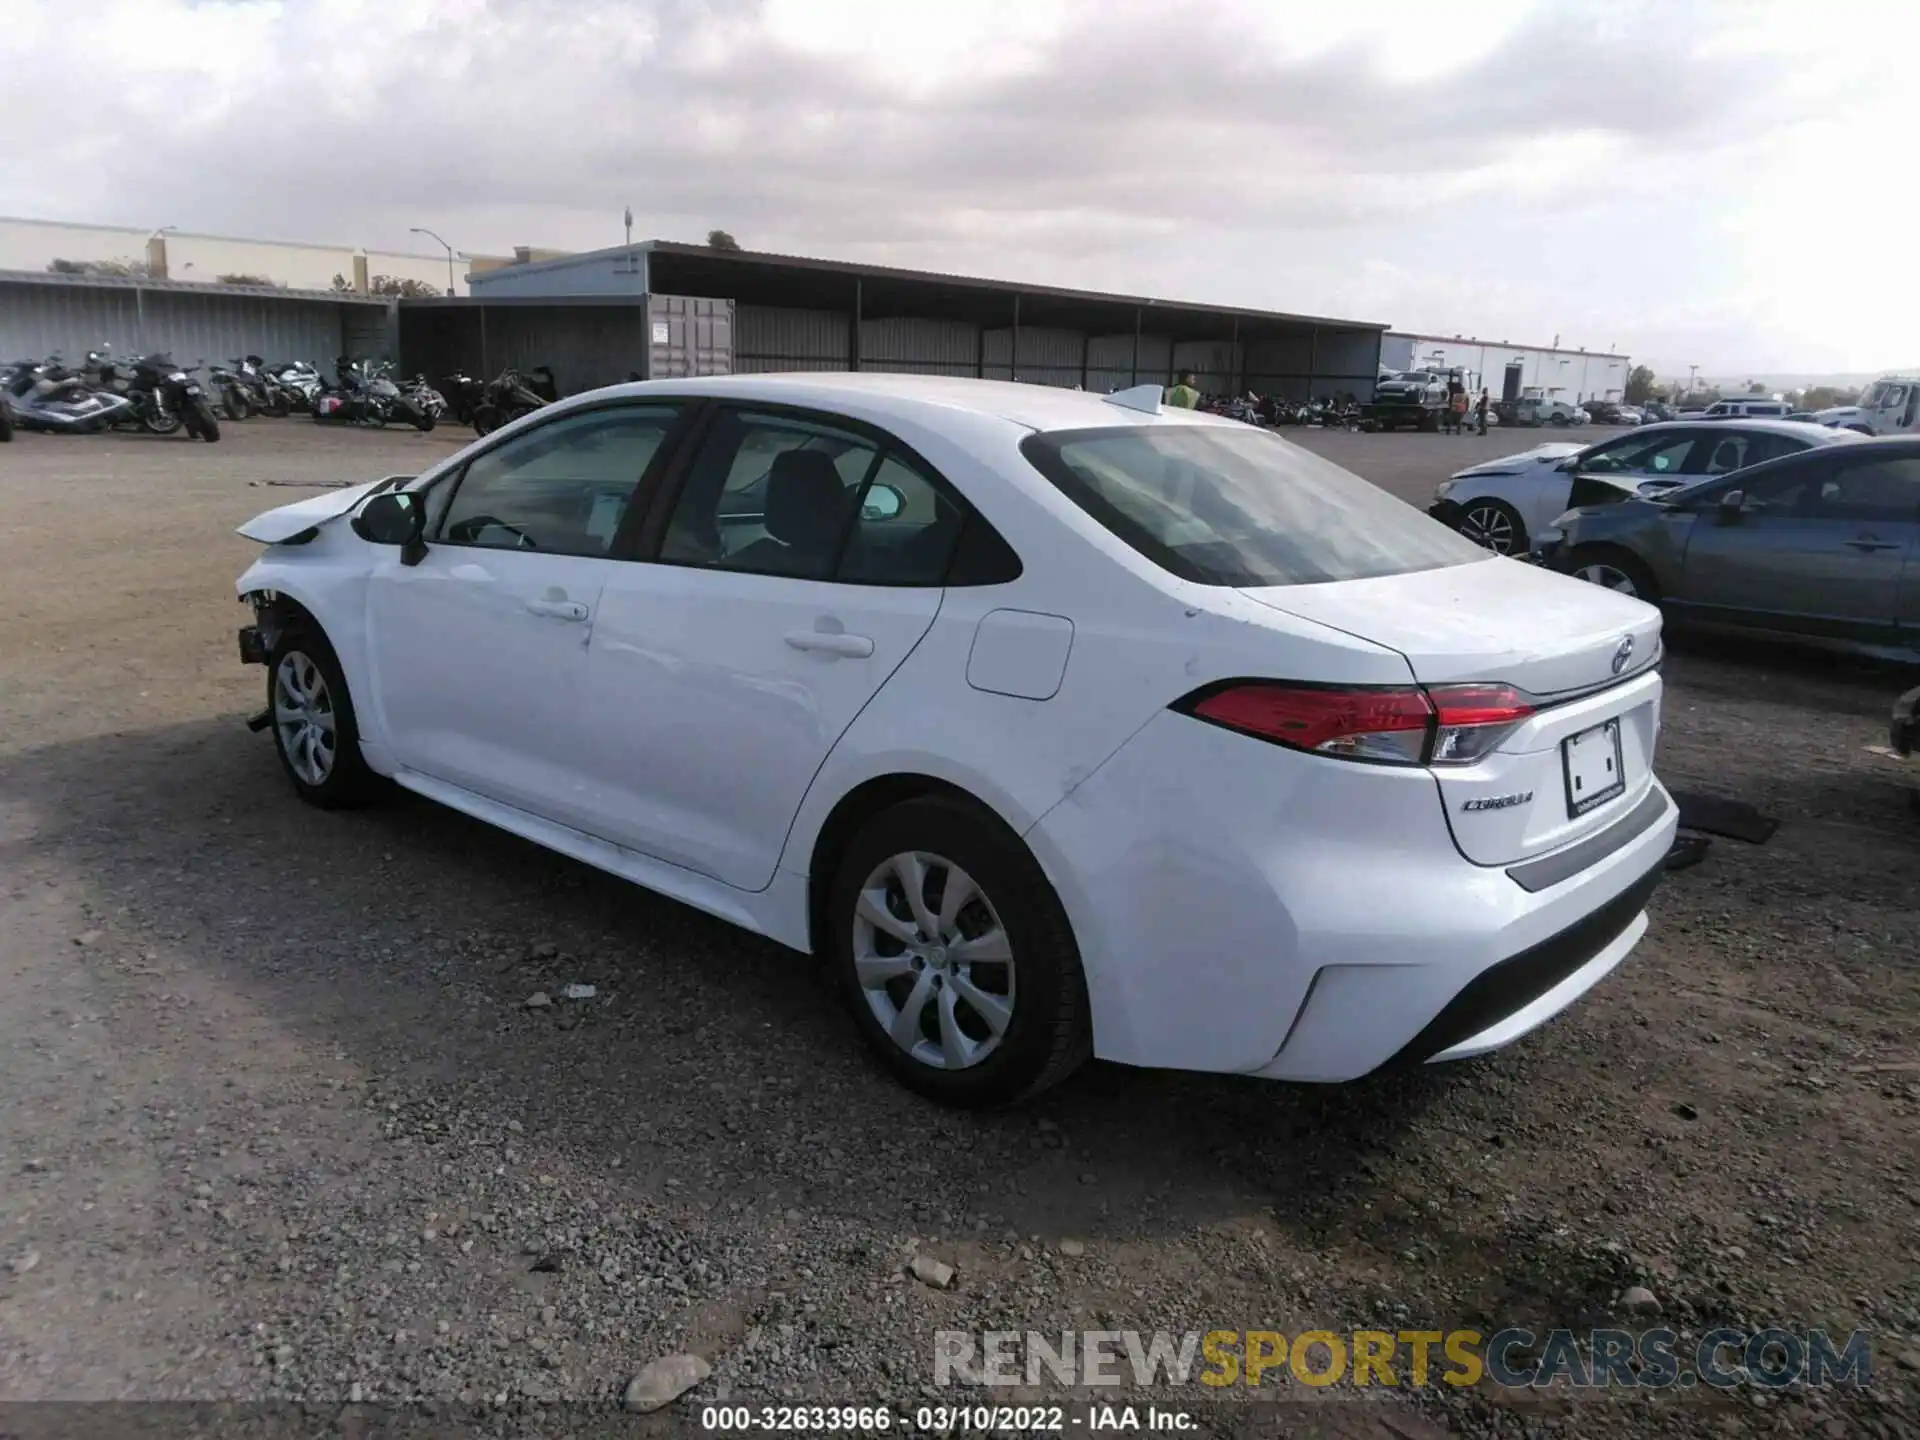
top-left (1562, 720), bottom-right (1626, 817)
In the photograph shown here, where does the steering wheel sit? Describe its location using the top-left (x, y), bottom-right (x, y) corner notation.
top-left (447, 514), bottom-right (536, 549)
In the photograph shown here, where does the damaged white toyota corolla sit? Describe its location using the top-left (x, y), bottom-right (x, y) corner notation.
top-left (234, 373), bottom-right (1676, 1107)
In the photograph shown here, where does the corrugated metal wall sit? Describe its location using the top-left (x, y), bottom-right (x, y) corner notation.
top-left (735, 305), bottom-right (848, 373)
top-left (861, 317), bottom-right (976, 377)
top-left (0, 279), bottom-right (364, 369)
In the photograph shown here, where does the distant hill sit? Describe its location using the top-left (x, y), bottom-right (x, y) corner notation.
top-left (1699, 371), bottom-right (1913, 392)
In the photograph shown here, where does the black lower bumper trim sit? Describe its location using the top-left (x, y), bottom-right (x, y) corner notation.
top-left (239, 625), bottom-right (265, 666)
top-left (1507, 787), bottom-right (1672, 893)
top-left (1375, 858), bottom-right (1664, 1073)
top-left (1428, 499), bottom-right (1463, 526)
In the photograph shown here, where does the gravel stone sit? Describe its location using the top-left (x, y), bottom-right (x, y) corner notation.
top-left (623, 1353), bottom-right (712, 1412)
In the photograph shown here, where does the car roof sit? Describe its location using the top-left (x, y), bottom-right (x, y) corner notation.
top-left (548, 372), bottom-right (1229, 436)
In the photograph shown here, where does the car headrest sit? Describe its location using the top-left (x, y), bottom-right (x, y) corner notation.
top-left (765, 450), bottom-right (849, 550)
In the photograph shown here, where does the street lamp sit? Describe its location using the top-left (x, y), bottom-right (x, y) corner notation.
top-left (410, 226), bottom-right (459, 296)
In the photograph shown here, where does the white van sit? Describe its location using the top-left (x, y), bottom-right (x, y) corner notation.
top-left (1813, 375), bottom-right (1920, 435)
top-left (1700, 398), bottom-right (1792, 419)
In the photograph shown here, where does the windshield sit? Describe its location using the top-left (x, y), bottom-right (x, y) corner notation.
top-left (1020, 424), bottom-right (1487, 587)
top-left (1386, 371), bottom-right (1435, 384)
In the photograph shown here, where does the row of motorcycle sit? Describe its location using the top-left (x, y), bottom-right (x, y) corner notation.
top-left (0, 350), bottom-right (561, 443)
top-left (205, 358), bottom-right (559, 436)
top-left (1198, 393), bottom-right (1365, 429)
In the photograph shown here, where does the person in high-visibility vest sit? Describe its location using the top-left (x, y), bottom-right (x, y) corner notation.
top-left (1166, 371), bottom-right (1201, 409)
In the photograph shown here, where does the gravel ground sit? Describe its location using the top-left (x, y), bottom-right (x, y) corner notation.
top-left (1, 418), bottom-right (1917, 1439)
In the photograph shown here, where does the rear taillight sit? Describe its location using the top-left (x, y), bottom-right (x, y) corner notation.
top-left (1179, 681), bottom-right (1533, 767)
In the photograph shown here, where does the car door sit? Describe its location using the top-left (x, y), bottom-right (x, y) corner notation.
top-left (573, 404), bottom-right (969, 890)
top-left (363, 401), bottom-right (689, 827)
top-left (1673, 449), bottom-right (1920, 645)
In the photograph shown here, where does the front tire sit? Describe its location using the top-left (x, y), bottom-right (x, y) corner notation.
top-left (267, 628), bottom-right (376, 808)
top-left (1457, 497), bottom-right (1528, 555)
top-left (828, 797), bottom-right (1090, 1107)
top-left (192, 399), bottom-right (221, 442)
top-left (223, 388), bottom-right (251, 421)
top-left (471, 403), bottom-right (498, 437)
top-left (141, 404), bottom-right (182, 436)
top-left (1568, 545), bottom-right (1659, 604)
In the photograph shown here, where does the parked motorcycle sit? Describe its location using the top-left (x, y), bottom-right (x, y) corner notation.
top-left (470, 367), bottom-right (551, 436)
top-left (231, 356), bottom-right (292, 418)
top-left (86, 350), bottom-right (220, 440)
top-left (311, 358), bottom-right (435, 431)
top-left (272, 361), bottom-right (324, 410)
top-left (401, 375), bottom-right (447, 422)
top-left (2, 357), bottom-right (133, 434)
top-left (441, 370), bottom-right (486, 426)
top-left (206, 360), bottom-right (253, 421)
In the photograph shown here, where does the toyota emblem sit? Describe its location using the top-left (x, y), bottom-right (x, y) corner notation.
top-left (1611, 635), bottom-right (1635, 675)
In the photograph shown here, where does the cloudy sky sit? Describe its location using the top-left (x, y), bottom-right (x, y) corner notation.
top-left (3, 0), bottom-right (1913, 377)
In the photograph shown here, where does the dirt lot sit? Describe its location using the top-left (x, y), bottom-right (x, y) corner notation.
top-left (1, 418), bottom-right (1917, 1438)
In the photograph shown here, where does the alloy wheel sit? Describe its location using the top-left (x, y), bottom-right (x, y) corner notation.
top-left (1575, 562), bottom-right (1640, 596)
top-left (1460, 503), bottom-right (1519, 555)
top-left (273, 651), bottom-right (338, 786)
top-left (852, 851), bottom-right (1015, 1071)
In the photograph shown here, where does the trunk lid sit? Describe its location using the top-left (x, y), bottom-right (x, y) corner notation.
top-left (1242, 557), bottom-right (1665, 865)
top-left (235, 474), bottom-right (413, 544)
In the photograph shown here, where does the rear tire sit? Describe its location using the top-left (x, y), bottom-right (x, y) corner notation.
top-left (1457, 498), bottom-right (1528, 556)
top-left (264, 391), bottom-right (290, 418)
top-left (828, 796), bottom-right (1091, 1108)
top-left (471, 403), bottom-right (498, 437)
top-left (412, 405), bottom-right (436, 433)
top-left (141, 405), bottom-right (182, 436)
top-left (1568, 545), bottom-right (1658, 604)
top-left (267, 627), bottom-right (377, 809)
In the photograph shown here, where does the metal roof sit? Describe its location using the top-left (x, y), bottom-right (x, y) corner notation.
top-left (0, 268), bottom-right (390, 306)
top-left (465, 239), bottom-right (1387, 336)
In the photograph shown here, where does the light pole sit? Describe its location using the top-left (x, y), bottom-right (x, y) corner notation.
top-left (1687, 364), bottom-right (1699, 399)
top-left (410, 227), bottom-right (458, 296)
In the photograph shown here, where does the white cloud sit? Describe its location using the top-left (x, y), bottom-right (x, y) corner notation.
top-left (0, 0), bottom-right (1909, 375)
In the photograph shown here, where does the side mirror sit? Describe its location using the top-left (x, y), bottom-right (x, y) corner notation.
top-left (861, 482), bottom-right (906, 521)
top-left (1715, 489), bottom-right (1746, 523)
top-left (352, 491), bottom-right (427, 562)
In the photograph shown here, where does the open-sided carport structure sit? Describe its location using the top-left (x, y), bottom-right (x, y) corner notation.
top-left (397, 240), bottom-right (1386, 401)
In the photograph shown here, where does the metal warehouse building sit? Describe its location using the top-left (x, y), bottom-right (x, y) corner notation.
top-left (1381, 332), bottom-right (1630, 406)
top-left (0, 268), bottom-right (391, 370)
top-left (397, 240), bottom-right (1387, 401)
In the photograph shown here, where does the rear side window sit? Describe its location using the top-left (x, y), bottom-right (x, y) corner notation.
top-left (1021, 424), bottom-right (1485, 587)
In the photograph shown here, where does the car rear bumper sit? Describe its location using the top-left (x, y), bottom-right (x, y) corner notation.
top-left (1027, 709), bottom-right (1677, 1081)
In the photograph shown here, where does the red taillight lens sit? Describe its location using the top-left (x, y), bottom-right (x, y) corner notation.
top-left (1427, 683), bottom-right (1534, 765)
top-left (1189, 683), bottom-right (1434, 764)
top-left (1181, 680), bottom-right (1535, 767)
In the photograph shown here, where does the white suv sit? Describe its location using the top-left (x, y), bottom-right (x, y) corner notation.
top-left (1700, 398), bottom-right (1791, 420)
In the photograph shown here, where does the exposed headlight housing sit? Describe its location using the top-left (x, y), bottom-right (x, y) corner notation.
top-left (1434, 479), bottom-right (1455, 499)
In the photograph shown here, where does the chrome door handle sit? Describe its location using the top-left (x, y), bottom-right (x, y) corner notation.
top-left (785, 630), bottom-right (874, 658)
top-left (526, 598), bottom-right (590, 621)
top-left (1844, 537), bottom-right (1903, 551)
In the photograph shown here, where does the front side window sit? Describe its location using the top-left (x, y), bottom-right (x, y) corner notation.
top-left (1021, 424), bottom-right (1485, 587)
top-left (1815, 455), bottom-right (1920, 521)
top-left (436, 405), bottom-right (681, 556)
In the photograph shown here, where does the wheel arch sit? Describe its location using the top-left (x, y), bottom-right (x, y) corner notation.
top-left (802, 772), bottom-right (1032, 960)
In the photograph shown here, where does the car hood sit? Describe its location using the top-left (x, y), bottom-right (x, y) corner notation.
top-left (1811, 406), bottom-right (1858, 424)
top-left (1450, 442), bottom-right (1585, 480)
top-left (235, 475), bottom-right (412, 543)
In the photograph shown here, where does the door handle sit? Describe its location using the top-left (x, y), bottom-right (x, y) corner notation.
top-left (785, 630), bottom-right (875, 658)
top-left (526, 598), bottom-right (590, 621)
top-left (1844, 537), bottom-right (1903, 551)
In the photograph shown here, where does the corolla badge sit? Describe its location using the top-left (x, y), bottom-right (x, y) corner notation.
top-left (1611, 634), bottom-right (1635, 675)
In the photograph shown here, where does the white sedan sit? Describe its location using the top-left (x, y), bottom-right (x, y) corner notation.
top-left (234, 374), bottom-right (1676, 1106)
top-left (1429, 419), bottom-right (1852, 556)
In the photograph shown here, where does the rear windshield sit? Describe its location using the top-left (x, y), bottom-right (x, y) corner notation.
top-left (1020, 424), bottom-right (1487, 587)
